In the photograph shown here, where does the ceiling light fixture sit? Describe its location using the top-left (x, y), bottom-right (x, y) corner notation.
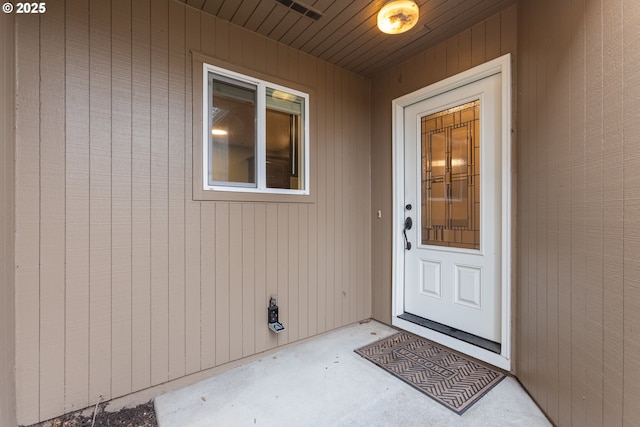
top-left (377, 0), bottom-right (420, 35)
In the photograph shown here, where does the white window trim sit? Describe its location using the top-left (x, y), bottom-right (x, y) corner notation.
top-left (202, 63), bottom-right (310, 196)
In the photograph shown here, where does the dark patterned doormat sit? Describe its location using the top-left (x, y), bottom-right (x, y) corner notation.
top-left (355, 332), bottom-right (505, 415)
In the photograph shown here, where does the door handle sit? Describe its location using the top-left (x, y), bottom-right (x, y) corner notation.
top-left (403, 217), bottom-right (413, 250)
top-left (404, 217), bottom-right (413, 230)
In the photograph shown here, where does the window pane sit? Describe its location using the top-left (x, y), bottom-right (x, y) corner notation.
top-left (265, 88), bottom-right (305, 190)
top-left (209, 73), bottom-right (257, 186)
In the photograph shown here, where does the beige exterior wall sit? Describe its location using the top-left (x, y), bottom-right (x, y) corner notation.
top-left (1, 10), bottom-right (16, 427)
top-left (13, 0), bottom-right (371, 424)
top-left (11, 0), bottom-right (639, 425)
top-left (517, 0), bottom-right (640, 425)
top-left (369, 6), bottom-right (517, 324)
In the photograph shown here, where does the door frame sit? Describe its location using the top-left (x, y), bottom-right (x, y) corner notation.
top-left (391, 54), bottom-right (513, 371)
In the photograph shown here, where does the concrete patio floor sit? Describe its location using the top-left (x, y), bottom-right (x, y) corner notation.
top-left (154, 321), bottom-right (550, 426)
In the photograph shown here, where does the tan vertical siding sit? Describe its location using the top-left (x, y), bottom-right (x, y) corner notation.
top-left (324, 67), bottom-right (335, 331)
top-left (242, 204), bottom-right (256, 357)
top-left (288, 204), bottom-right (300, 342)
top-left (299, 204), bottom-right (310, 337)
top-left (584, 1), bottom-right (604, 426)
top-left (168, 0), bottom-right (187, 382)
top-left (360, 78), bottom-right (372, 322)
top-left (228, 203), bottom-right (243, 361)
top-left (111, 0), bottom-right (133, 399)
top-left (13, 1), bottom-right (371, 424)
top-left (254, 204), bottom-right (268, 353)
top-left (64, 0), bottom-right (90, 412)
top-left (88, 0), bottom-right (113, 403)
top-left (149, 0), bottom-right (170, 387)
top-left (315, 62), bottom-right (327, 335)
top-left (130, 0), bottom-right (152, 394)
top-left (516, 0), bottom-right (530, 391)
top-left (471, 21), bottom-right (487, 67)
top-left (276, 204), bottom-right (289, 345)
top-left (517, 0), bottom-right (640, 425)
top-left (39, 0), bottom-right (66, 419)
top-left (0, 10), bottom-right (16, 427)
top-left (485, 13), bottom-right (502, 60)
top-left (200, 204), bottom-right (216, 369)
top-left (333, 67), bottom-right (343, 329)
top-left (15, 11), bottom-right (41, 422)
top-left (622, 1), bottom-right (640, 424)
top-left (214, 203), bottom-right (230, 364)
top-left (569, 2), bottom-right (587, 422)
top-left (602, 1), bottom-right (624, 425)
top-left (458, 29), bottom-right (472, 72)
top-left (184, 6), bottom-right (202, 376)
top-left (556, 3), bottom-right (573, 422)
top-left (369, 6), bottom-right (518, 324)
top-left (265, 204), bottom-right (279, 350)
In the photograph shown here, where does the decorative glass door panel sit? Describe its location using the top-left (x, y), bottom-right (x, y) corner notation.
top-left (421, 100), bottom-right (480, 249)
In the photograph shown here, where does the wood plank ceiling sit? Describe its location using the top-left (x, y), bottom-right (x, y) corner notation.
top-left (178, 0), bottom-right (516, 77)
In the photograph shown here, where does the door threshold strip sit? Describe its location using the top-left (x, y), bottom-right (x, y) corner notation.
top-left (398, 312), bottom-right (501, 354)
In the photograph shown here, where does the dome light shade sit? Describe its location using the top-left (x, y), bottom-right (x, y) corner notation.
top-left (377, 0), bottom-right (420, 35)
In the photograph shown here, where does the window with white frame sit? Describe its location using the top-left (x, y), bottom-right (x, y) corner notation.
top-left (203, 63), bottom-right (309, 195)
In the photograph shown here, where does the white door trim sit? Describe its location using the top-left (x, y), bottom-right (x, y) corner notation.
top-left (391, 54), bottom-right (512, 371)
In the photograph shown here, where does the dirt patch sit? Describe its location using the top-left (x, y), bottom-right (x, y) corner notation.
top-left (25, 401), bottom-right (158, 427)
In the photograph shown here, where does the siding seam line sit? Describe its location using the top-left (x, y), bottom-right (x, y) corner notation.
top-left (38, 10), bottom-right (42, 421)
top-left (110, 0), bottom-right (114, 400)
top-left (87, 0), bottom-right (92, 405)
top-left (63, 0), bottom-right (68, 413)
top-left (130, 0), bottom-right (134, 394)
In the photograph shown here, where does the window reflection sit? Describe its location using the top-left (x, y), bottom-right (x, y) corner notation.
top-left (265, 88), bottom-right (304, 190)
top-left (209, 75), bottom-right (256, 186)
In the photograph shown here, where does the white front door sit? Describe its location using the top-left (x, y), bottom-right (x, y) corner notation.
top-left (403, 73), bottom-right (502, 343)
